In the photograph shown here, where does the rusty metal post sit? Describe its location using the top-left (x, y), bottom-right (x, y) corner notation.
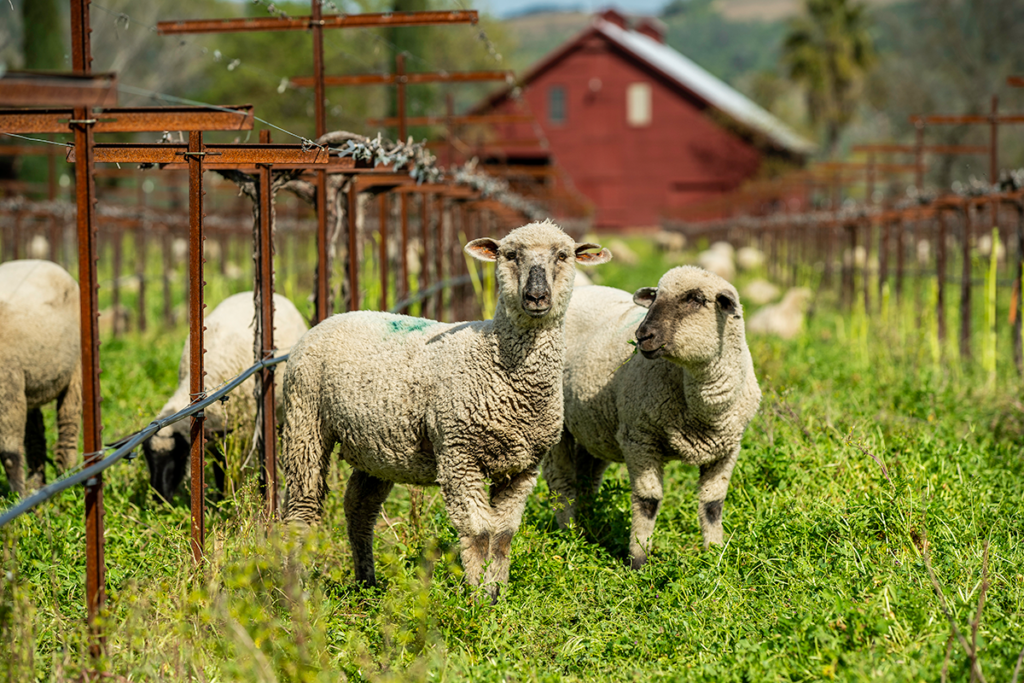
top-left (434, 194), bottom-right (444, 321)
top-left (347, 181), bottom-right (359, 311)
top-left (111, 227), bottom-right (122, 336)
top-left (312, 0), bottom-right (330, 324)
top-left (879, 219), bottom-right (890, 305)
top-left (71, 0), bottom-right (105, 658)
top-left (862, 218), bottom-right (871, 313)
top-left (937, 211), bottom-right (947, 345)
top-left (396, 52), bottom-right (407, 143)
top-left (842, 223), bottom-right (855, 309)
top-left (257, 160), bottom-right (278, 519)
top-left (379, 192), bottom-right (389, 311)
top-left (1014, 202), bottom-right (1023, 375)
top-left (399, 192), bottom-right (409, 308)
top-left (990, 95), bottom-right (999, 185)
top-left (421, 193), bottom-right (431, 318)
top-left (136, 180), bottom-right (148, 333)
top-left (915, 122), bottom-right (925, 192)
top-left (960, 205), bottom-right (972, 362)
top-left (162, 229), bottom-right (173, 326)
top-left (187, 130), bottom-right (206, 561)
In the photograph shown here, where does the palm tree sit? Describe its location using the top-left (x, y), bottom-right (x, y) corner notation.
top-left (782, 0), bottom-right (876, 157)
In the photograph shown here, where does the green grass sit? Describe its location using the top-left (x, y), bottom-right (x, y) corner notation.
top-left (3, 238), bottom-right (1024, 681)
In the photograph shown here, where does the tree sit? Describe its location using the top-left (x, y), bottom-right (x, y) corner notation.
top-left (781, 0), bottom-right (875, 157)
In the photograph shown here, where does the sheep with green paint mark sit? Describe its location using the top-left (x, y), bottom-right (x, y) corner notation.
top-left (280, 220), bottom-right (610, 601)
top-left (543, 266), bottom-right (761, 567)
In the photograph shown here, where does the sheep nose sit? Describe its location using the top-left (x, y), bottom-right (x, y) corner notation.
top-left (522, 266), bottom-right (551, 313)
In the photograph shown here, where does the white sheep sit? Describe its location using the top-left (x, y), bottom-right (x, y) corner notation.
top-left (0, 260), bottom-right (81, 496)
top-left (573, 269), bottom-right (594, 287)
top-left (279, 221), bottom-right (610, 600)
top-left (736, 246), bottom-right (765, 271)
top-left (543, 266), bottom-right (761, 567)
top-left (697, 242), bottom-right (736, 281)
top-left (746, 287), bottom-right (812, 340)
top-left (742, 278), bottom-right (781, 306)
top-left (142, 291), bottom-right (308, 501)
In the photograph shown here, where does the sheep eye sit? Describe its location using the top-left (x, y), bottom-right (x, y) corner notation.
top-left (503, 251), bottom-right (518, 261)
top-left (685, 291), bottom-right (707, 307)
top-left (557, 252), bottom-right (569, 262)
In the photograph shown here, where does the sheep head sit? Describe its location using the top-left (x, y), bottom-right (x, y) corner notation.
top-left (632, 266), bottom-right (744, 367)
top-left (142, 427), bottom-right (189, 503)
top-left (466, 220), bottom-right (610, 325)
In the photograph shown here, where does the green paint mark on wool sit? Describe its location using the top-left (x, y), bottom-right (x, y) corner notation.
top-left (387, 318), bottom-right (437, 335)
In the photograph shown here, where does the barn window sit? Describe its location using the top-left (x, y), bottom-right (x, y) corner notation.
top-left (548, 85), bottom-right (566, 125)
top-left (627, 82), bottom-right (652, 127)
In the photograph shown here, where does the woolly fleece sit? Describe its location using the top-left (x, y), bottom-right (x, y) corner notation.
top-left (280, 220), bottom-right (610, 600)
top-left (0, 260), bottom-right (81, 496)
top-left (143, 292), bottom-right (308, 500)
top-left (543, 266), bottom-right (760, 567)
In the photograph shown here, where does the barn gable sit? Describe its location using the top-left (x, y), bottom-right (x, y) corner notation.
top-left (474, 9), bottom-right (814, 230)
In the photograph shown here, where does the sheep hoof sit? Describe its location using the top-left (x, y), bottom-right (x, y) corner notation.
top-left (629, 554), bottom-right (648, 570)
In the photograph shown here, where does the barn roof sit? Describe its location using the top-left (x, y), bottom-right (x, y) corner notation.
top-left (484, 13), bottom-right (816, 158)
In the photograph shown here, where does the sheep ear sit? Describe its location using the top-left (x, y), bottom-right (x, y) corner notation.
top-left (575, 243), bottom-right (612, 265)
top-left (716, 292), bottom-right (739, 317)
top-left (633, 287), bottom-right (657, 308)
top-left (465, 238), bottom-right (500, 262)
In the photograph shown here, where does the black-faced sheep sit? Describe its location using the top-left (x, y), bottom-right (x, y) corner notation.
top-left (142, 292), bottom-right (308, 501)
top-left (0, 260), bottom-right (81, 496)
top-left (279, 220), bottom-right (610, 600)
top-left (543, 266), bottom-right (760, 568)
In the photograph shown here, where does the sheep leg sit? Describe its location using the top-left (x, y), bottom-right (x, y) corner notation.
top-left (0, 369), bottom-right (27, 496)
top-left (624, 451), bottom-right (664, 570)
top-left (438, 468), bottom-right (493, 588)
top-left (697, 447), bottom-right (739, 549)
top-left (280, 405), bottom-right (334, 526)
top-left (54, 364), bottom-right (81, 472)
top-left (483, 465), bottom-right (539, 601)
top-left (576, 446), bottom-right (609, 500)
top-left (343, 469), bottom-right (394, 587)
top-left (24, 408), bottom-right (47, 490)
top-left (541, 429), bottom-right (578, 528)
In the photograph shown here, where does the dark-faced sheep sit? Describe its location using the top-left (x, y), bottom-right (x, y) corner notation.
top-left (544, 266), bottom-right (760, 568)
top-left (0, 260), bottom-right (81, 496)
top-left (142, 292), bottom-right (308, 501)
top-left (280, 220), bottom-right (610, 600)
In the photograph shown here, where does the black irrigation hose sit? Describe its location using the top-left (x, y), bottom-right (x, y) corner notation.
top-left (1, 277), bottom-right (475, 529)
top-left (388, 274), bottom-right (474, 313)
top-left (0, 353), bottom-right (289, 529)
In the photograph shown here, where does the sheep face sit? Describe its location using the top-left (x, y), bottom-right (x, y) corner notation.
top-left (142, 428), bottom-right (189, 502)
top-left (632, 266), bottom-right (743, 367)
top-left (466, 220), bottom-right (610, 323)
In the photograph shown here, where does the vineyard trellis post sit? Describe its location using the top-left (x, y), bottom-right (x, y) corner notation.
top-left (157, 5), bottom-right (481, 325)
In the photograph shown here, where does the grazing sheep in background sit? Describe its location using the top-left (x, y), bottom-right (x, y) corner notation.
top-left (280, 221), bottom-right (610, 600)
top-left (543, 266), bottom-right (760, 567)
top-left (746, 287), bottom-right (812, 340)
top-left (606, 239), bottom-right (639, 266)
top-left (654, 231), bottom-right (686, 253)
top-left (0, 260), bottom-right (81, 496)
top-left (142, 292), bottom-right (308, 501)
top-left (977, 233), bottom-right (1006, 263)
top-left (27, 235), bottom-right (51, 260)
top-left (742, 278), bottom-right (781, 306)
top-left (697, 242), bottom-right (736, 281)
top-left (736, 246), bottom-right (765, 271)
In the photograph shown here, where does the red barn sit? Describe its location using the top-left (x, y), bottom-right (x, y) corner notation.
top-left (475, 9), bottom-right (815, 231)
